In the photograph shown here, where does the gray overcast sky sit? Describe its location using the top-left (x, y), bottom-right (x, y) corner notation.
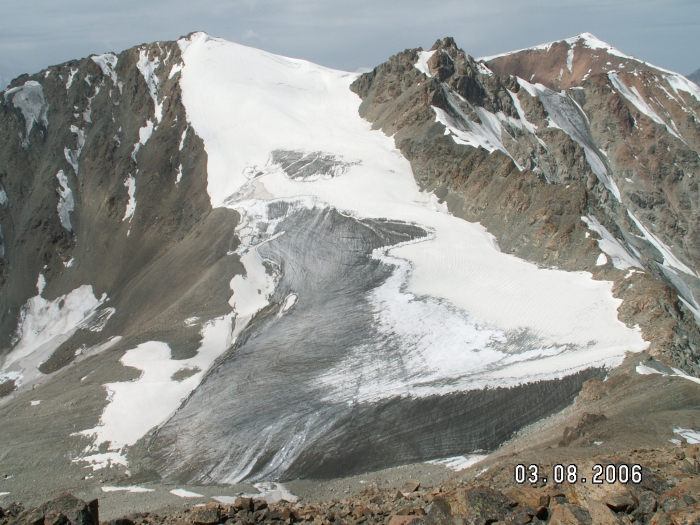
top-left (1, 0), bottom-right (698, 88)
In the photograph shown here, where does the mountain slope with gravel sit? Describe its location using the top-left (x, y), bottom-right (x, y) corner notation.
top-left (0, 32), bottom-right (698, 508)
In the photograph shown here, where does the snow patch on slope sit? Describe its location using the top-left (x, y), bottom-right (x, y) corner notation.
top-left (480, 33), bottom-right (632, 62)
top-left (91, 53), bottom-right (118, 85)
top-left (131, 120), bottom-right (154, 161)
top-left (582, 216), bottom-right (643, 270)
top-left (123, 175), bottom-right (136, 222)
top-left (628, 211), bottom-right (697, 276)
top-left (0, 284), bottom-right (109, 388)
top-left (56, 170), bottom-right (75, 231)
top-left (4, 81), bottom-right (48, 148)
top-left (64, 125), bottom-right (85, 174)
top-left (414, 50), bottom-right (436, 77)
top-left (76, 314), bottom-right (235, 468)
top-left (66, 68), bottom-right (79, 90)
top-left (137, 49), bottom-right (163, 123)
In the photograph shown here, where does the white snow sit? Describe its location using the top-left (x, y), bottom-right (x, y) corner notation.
top-left (414, 50), bottom-right (436, 77)
top-left (131, 120), bottom-right (154, 161)
top-left (123, 175), bottom-right (136, 222)
top-left (169, 63), bottom-right (183, 79)
top-left (566, 48), bottom-right (574, 73)
top-left (175, 164), bottom-right (182, 185)
top-left (4, 80), bottom-right (49, 148)
top-left (476, 62), bottom-right (493, 76)
top-left (137, 48), bottom-right (163, 123)
top-left (170, 489), bottom-right (204, 498)
top-left (212, 496), bottom-right (238, 504)
top-left (64, 258), bottom-right (74, 268)
top-left (596, 253), bottom-right (608, 266)
top-left (30, 400), bottom-right (41, 406)
top-left (635, 364), bottom-right (661, 375)
top-left (179, 127), bottom-right (187, 150)
top-left (280, 293), bottom-right (297, 312)
top-left (64, 125), bottom-right (85, 174)
top-left (241, 483), bottom-right (298, 504)
top-left (665, 74), bottom-right (700, 104)
top-left (0, 284), bottom-right (109, 388)
top-left (175, 33), bottom-right (648, 400)
top-left (427, 454), bottom-right (487, 471)
top-left (101, 486), bottom-right (154, 493)
top-left (507, 90), bottom-right (537, 134)
top-left (0, 188), bottom-right (7, 207)
top-left (674, 428), bottom-right (700, 444)
top-left (56, 170), bottom-right (75, 231)
top-left (66, 68), bottom-right (79, 90)
top-left (628, 211), bottom-right (697, 276)
top-left (91, 53), bottom-right (118, 85)
top-left (517, 78), bottom-right (538, 97)
top-left (581, 216), bottom-right (643, 270)
top-left (36, 273), bottom-right (46, 295)
top-left (0, 493), bottom-right (9, 497)
top-left (76, 314), bottom-right (235, 467)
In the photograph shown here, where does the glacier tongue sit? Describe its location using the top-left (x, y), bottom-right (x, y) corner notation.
top-left (74, 32), bottom-right (650, 482)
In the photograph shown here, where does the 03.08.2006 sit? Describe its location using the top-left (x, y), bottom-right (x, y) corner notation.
top-left (514, 463), bottom-right (642, 484)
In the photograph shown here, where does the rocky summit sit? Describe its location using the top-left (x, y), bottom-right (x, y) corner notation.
top-left (0, 31), bottom-right (699, 520)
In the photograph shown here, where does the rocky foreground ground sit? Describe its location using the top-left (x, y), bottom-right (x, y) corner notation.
top-left (1, 442), bottom-right (698, 525)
